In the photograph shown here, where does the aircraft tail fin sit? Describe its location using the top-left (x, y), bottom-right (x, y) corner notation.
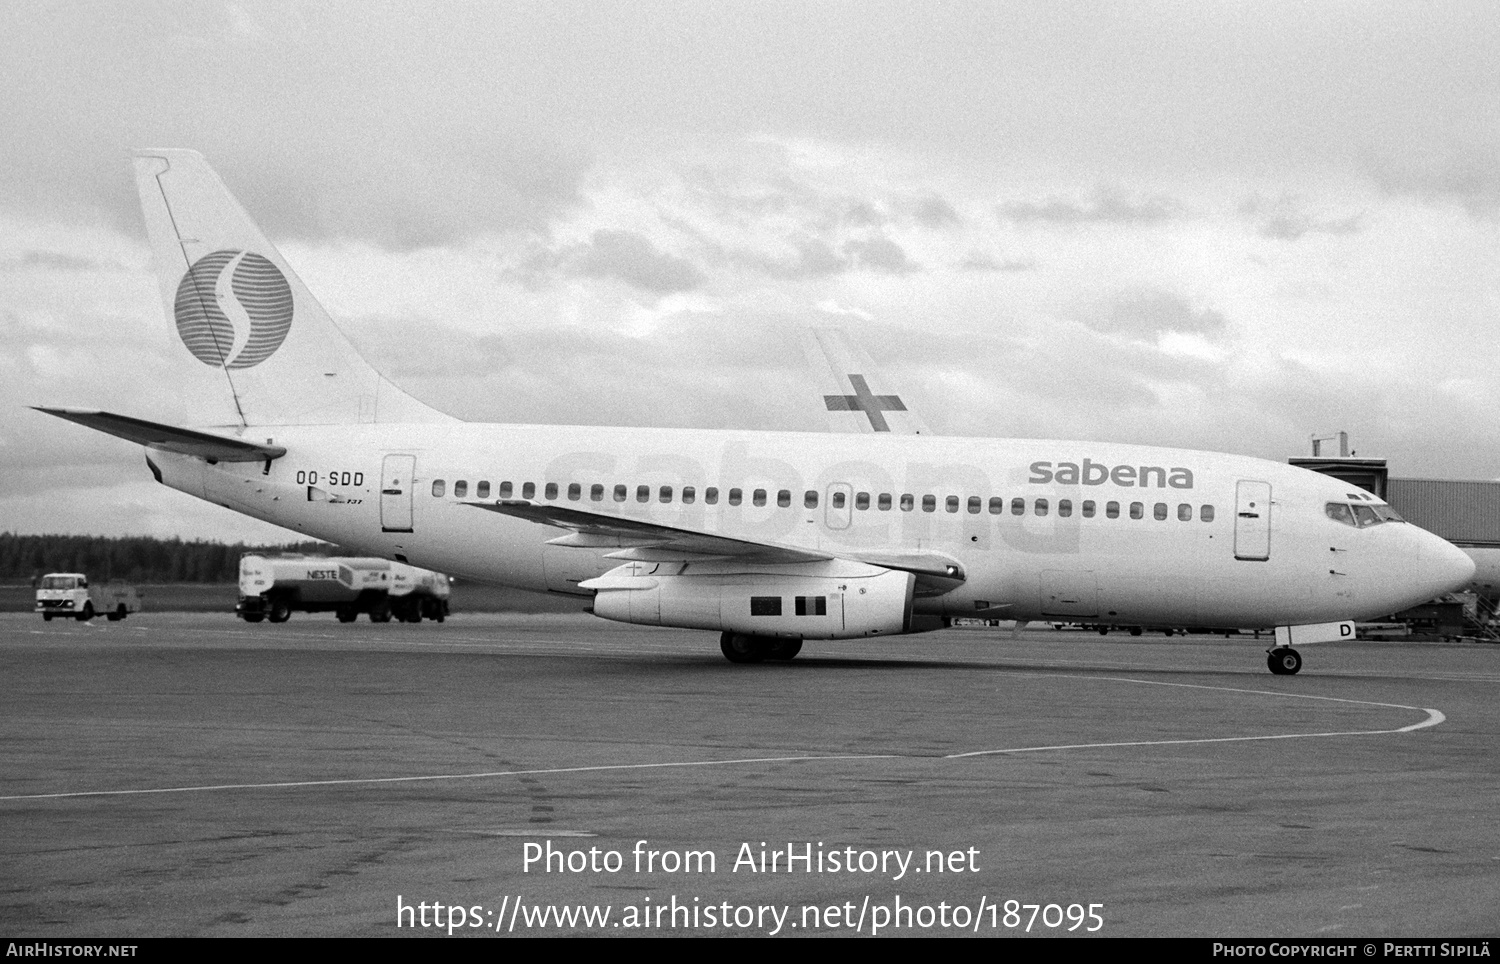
top-left (131, 149), bottom-right (453, 427)
top-left (805, 327), bottom-right (932, 435)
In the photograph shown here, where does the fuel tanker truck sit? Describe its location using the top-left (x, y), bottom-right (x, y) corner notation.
top-left (236, 555), bottom-right (450, 624)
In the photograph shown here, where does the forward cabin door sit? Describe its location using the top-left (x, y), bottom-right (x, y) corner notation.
top-left (381, 454), bottom-right (416, 533)
top-left (1234, 480), bottom-right (1271, 561)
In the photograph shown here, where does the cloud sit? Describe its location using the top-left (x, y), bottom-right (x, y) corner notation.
top-left (1239, 193), bottom-right (1365, 240)
top-left (1086, 289), bottom-right (1228, 337)
top-left (999, 187), bottom-right (1184, 226)
top-left (511, 229), bottom-right (706, 296)
top-left (1371, 149), bottom-right (1500, 219)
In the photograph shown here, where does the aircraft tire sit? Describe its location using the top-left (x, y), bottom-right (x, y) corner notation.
top-left (765, 639), bottom-right (802, 661)
top-left (720, 632), bottom-right (765, 664)
top-left (1267, 647), bottom-right (1302, 675)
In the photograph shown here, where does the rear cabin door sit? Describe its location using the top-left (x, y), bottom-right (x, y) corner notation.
top-left (381, 454), bottom-right (416, 533)
top-left (1234, 480), bottom-right (1271, 561)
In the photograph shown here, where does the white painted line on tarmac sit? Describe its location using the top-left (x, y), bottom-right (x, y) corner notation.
top-left (946, 674), bottom-right (1444, 758)
top-left (0, 753), bottom-right (899, 802)
top-left (0, 673), bottom-right (1446, 802)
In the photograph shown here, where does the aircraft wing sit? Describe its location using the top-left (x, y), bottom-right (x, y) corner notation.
top-left (469, 500), bottom-right (966, 593)
top-left (34, 408), bottom-right (287, 462)
top-left (467, 500), bottom-right (833, 565)
top-left (806, 327), bottom-right (931, 435)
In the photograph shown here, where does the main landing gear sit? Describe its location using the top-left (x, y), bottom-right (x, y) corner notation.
top-left (1266, 647), bottom-right (1302, 676)
top-left (719, 632), bottom-right (803, 664)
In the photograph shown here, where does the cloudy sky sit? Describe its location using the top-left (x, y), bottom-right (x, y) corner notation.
top-left (2, 1), bottom-right (1498, 542)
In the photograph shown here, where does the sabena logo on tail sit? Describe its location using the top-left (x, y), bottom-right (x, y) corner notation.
top-left (173, 249), bottom-right (293, 369)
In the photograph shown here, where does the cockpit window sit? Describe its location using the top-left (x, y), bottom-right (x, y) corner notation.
top-left (1326, 503), bottom-right (1355, 526)
top-left (1327, 500), bottom-right (1404, 528)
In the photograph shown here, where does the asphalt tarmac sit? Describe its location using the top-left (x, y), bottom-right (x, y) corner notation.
top-left (2, 613), bottom-right (1496, 938)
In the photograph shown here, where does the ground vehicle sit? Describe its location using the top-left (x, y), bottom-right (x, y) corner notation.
top-left (236, 555), bottom-right (450, 624)
top-left (389, 563), bottom-right (450, 622)
top-left (35, 574), bottom-right (141, 622)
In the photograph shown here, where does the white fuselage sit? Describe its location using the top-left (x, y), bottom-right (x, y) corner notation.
top-left (146, 423), bottom-right (1474, 630)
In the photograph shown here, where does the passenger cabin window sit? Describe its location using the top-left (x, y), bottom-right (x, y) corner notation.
top-left (683, 486), bottom-right (696, 504)
top-left (705, 487), bottom-right (719, 504)
top-left (805, 490), bottom-right (819, 508)
top-left (1153, 502), bottom-right (1167, 521)
top-left (923, 495), bottom-right (937, 513)
top-left (545, 483), bottom-right (558, 500)
top-left (946, 496), bottom-right (959, 513)
top-left (832, 491), bottom-right (846, 509)
top-left (901, 494), bottom-right (915, 512)
top-left (614, 484), bottom-right (627, 502)
top-left (477, 481), bottom-right (490, 499)
top-left (753, 489), bottom-right (767, 507)
top-left (779, 489), bottom-right (792, 508)
top-left (856, 492), bottom-right (870, 510)
top-left (522, 482), bottom-right (536, 499)
top-left (1011, 497), bottom-right (1025, 516)
top-left (989, 497), bottom-right (1003, 515)
top-left (729, 488), bottom-right (743, 506)
top-left (1058, 499), bottom-right (1072, 518)
top-left (637, 485), bottom-right (650, 503)
top-left (432, 479), bottom-right (445, 497)
top-left (878, 493), bottom-right (891, 511)
top-left (567, 483), bottom-right (580, 501)
top-left (1106, 501), bottom-right (1120, 519)
top-left (1201, 505), bottom-right (1215, 522)
top-left (591, 484), bottom-right (604, 501)
top-left (1129, 502), bottom-right (1144, 520)
top-left (1082, 500), bottom-right (1095, 518)
top-left (660, 486), bottom-right (673, 503)
top-left (1177, 503), bottom-right (1192, 521)
top-left (454, 480), bottom-right (468, 498)
top-left (1035, 498), bottom-right (1049, 517)
top-left (499, 481), bottom-right (513, 498)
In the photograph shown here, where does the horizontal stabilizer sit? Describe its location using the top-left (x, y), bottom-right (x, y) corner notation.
top-left (34, 407), bottom-right (286, 462)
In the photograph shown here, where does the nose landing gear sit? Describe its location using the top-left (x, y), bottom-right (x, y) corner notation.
top-left (1266, 647), bottom-right (1302, 675)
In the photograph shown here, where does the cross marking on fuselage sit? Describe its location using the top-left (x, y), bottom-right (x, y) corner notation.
top-left (824, 374), bottom-right (907, 432)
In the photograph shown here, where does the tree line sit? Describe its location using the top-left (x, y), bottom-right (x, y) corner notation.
top-left (0, 533), bottom-right (348, 584)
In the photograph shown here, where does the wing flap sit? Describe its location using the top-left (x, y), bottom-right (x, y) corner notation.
top-left (35, 407), bottom-right (286, 462)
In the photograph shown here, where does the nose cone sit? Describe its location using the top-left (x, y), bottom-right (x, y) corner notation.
top-left (1416, 532), bottom-right (1477, 598)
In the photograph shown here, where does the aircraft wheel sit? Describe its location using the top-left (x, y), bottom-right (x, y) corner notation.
top-left (764, 639), bottom-right (802, 661)
top-left (268, 601), bottom-right (291, 623)
top-left (76, 602), bottom-right (94, 622)
top-left (1267, 647), bottom-right (1302, 675)
top-left (720, 632), bottom-right (765, 664)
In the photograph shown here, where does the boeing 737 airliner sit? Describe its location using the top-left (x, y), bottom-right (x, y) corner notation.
top-left (36, 150), bottom-right (1475, 673)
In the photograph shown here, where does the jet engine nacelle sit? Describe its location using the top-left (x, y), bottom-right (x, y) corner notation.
top-left (583, 559), bottom-right (916, 639)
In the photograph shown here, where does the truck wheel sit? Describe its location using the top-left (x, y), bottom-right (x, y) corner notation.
top-left (336, 608), bottom-right (357, 623)
top-left (43, 613), bottom-right (53, 622)
top-left (268, 600), bottom-right (291, 623)
top-left (243, 614), bottom-right (265, 624)
top-left (76, 602), bottom-right (95, 622)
